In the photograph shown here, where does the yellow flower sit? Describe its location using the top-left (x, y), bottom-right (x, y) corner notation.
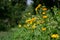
top-left (35, 4), bottom-right (41, 11)
top-left (29, 21), bottom-right (32, 24)
top-left (26, 20), bottom-right (30, 23)
top-left (37, 4), bottom-right (42, 8)
top-left (35, 8), bottom-right (38, 14)
top-left (26, 20), bottom-right (31, 23)
top-left (18, 24), bottom-right (21, 28)
top-left (32, 24), bottom-right (36, 29)
top-left (42, 27), bottom-right (46, 31)
top-left (42, 12), bottom-right (46, 14)
top-left (26, 17), bottom-right (36, 24)
top-left (42, 7), bottom-right (47, 11)
top-left (31, 17), bottom-right (36, 21)
top-left (35, 8), bottom-right (38, 11)
top-left (51, 34), bottom-right (59, 38)
top-left (26, 19), bottom-right (32, 24)
top-left (43, 16), bottom-right (48, 18)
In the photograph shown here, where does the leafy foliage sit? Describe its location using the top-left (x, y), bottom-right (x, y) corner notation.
top-left (0, 0), bottom-right (27, 31)
top-left (0, 3), bottom-right (60, 40)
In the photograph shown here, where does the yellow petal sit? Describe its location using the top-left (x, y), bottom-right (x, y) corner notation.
top-left (42, 27), bottom-right (46, 31)
top-left (42, 7), bottom-right (47, 11)
top-left (42, 12), bottom-right (46, 14)
top-left (51, 34), bottom-right (59, 38)
top-left (32, 24), bottom-right (36, 29)
top-left (43, 16), bottom-right (48, 18)
top-left (37, 4), bottom-right (42, 8)
top-left (30, 21), bottom-right (32, 24)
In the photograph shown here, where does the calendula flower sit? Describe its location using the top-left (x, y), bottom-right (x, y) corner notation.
top-left (35, 4), bottom-right (41, 14)
top-left (18, 24), bottom-right (21, 28)
top-left (35, 4), bottom-right (41, 11)
top-left (42, 7), bottom-right (47, 11)
top-left (32, 24), bottom-right (36, 29)
top-left (42, 12), bottom-right (46, 14)
top-left (26, 19), bottom-right (31, 22)
top-left (31, 17), bottom-right (36, 21)
top-left (37, 4), bottom-right (42, 8)
top-left (43, 16), bottom-right (48, 18)
top-left (26, 17), bottom-right (36, 24)
top-left (51, 34), bottom-right (59, 38)
top-left (42, 27), bottom-right (46, 31)
top-left (29, 21), bottom-right (32, 24)
top-left (35, 8), bottom-right (38, 11)
top-left (26, 19), bottom-right (32, 24)
top-left (35, 8), bottom-right (38, 14)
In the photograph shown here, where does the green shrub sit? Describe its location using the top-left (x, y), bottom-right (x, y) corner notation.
top-left (0, 0), bottom-right (27, 31)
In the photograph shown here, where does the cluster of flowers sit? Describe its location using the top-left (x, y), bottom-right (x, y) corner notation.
top-left (18, 4), bottom-right (59, 39)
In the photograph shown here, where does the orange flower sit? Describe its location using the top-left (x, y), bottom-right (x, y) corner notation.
top-left (42, 12), bottom-right (46, 14)
top-left (42, 7), bottom-right (47, 11)
top-left (42, 27), bottom-right (46, 31)
top-left (51, 34), bottom-right (59, 38)
top-left (43, 16), bottom-right (48, 18)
